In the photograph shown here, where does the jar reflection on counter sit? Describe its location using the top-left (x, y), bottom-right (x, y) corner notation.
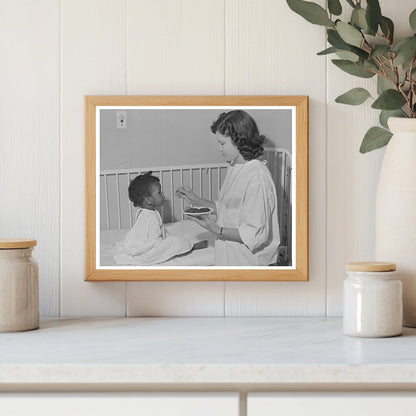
top-left (343, 262), bottom-right (402, 338)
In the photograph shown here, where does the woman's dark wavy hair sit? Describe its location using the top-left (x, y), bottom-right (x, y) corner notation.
top-left (128, 171), bottom-right (160, 207)
top-left (210, 110), bottom-right (265, 160)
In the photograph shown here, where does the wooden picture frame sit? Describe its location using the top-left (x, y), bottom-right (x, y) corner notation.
top-left (85, 96), bottom-right (308, 281)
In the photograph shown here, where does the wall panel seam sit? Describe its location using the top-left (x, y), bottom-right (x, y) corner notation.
top-left (59, 0), bottom-right (63, 317)
top-left (224, 0), bottom-right (227, 95)
top-left (125, 0), bottom-right (129, 95)
top-left (324, 35), bottom-right (328, 318)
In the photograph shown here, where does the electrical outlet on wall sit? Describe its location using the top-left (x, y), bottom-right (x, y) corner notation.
top-left (116, 111), bottom-right (127, 129)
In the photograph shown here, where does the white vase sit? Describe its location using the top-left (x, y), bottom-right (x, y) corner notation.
top-left (375, 117), bottom-right (416, 327)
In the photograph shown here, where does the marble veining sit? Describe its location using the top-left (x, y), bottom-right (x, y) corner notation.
top-left (1, 317), bottom-right (416, 385)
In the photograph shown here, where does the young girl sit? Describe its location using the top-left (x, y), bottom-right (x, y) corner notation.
top-left (176, 110), bottom-right (280, 266)
top-left (114, 172), bottom-right (206, 266)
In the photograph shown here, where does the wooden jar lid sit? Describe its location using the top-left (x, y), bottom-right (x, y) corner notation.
top-left (0, 239), bottom-right (37, 249)
top-left (346, 261), bottom-right (396, 272)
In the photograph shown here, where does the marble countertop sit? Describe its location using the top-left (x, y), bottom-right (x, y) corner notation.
top-left (1, 317), bottom-right (416, 389)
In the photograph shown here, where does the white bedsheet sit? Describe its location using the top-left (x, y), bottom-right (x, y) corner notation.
top-left (100, 219), bottom-right (215, 267)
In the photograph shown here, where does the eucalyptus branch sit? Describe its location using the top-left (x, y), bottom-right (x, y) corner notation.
top-left (374, 56), bottom-right (385, 72)
top-left (411, 74), bottom-right (416, 108)
top-left (390, 58), bottom-right (400, 86)
top-left (406, 56), bottom-right (415, 82)
top-left (397, 82), bottom-right (412, 117)
top-left (376, 59), bottom-right (389, 79)
top-left (383, 56), bottom-right (398, 77)
top-left (362, 37), bottom-right (373, 53)
top-left (409, 56), bottom-right (416, 117)
top-left (377, 54), bottom-right (392, 66)
top-left (286, 0), bottom-right (416, 151)
top-left (385, 35), bottom-right (393, 49)
top-left (375, 57), bottom-right (399, 89)
top-left (376, 57), bottom-right (390, 72)
top-left (377, 23), bottom-right (393, 48)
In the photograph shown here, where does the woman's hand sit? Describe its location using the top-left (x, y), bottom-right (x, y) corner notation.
top-left (176, 186), bottom-right (217, 211)
top-left (187, 215), bottom-right (243, 243)
top-left (175, 186), bottom-right (199, 205)
top-left (186, 214), bottom-right (220, 236)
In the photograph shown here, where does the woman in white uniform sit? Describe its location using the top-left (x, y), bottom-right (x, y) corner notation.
top-left (176, 110), bottom-right (280, 266)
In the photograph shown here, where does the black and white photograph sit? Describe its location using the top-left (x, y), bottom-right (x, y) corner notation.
top-left (85, 96), bottom-right (308, 281)
top-left (99, 106), bottom-right (293, 268)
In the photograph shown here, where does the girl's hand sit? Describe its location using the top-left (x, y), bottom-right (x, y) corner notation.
top-left (175, 186), bottom-right (198, 205)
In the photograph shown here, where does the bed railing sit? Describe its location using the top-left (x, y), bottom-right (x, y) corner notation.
top-left (100, 163), bottom-right (229, 229)
top-left (263, 148), bottom-right (292, 265)
top-left (100, 147), bottom-right (292, 264)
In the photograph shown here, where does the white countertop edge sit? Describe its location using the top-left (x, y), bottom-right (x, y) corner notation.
top-left (1, 364), bottom-right (416, 385)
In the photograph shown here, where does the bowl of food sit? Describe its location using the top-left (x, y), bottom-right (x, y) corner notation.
top-left (183, 207), bottom-right (212, 216)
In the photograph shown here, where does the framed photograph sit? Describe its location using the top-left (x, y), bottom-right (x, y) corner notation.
top-left (85, 96), bottom-right (308, 281)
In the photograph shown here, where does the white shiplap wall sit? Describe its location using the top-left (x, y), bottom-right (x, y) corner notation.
top-left (0, 1), bottom-right (61, 316)
top-left (1, 0), bottom-right (412, 317)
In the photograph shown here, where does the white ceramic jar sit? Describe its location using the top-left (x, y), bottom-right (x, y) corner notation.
top-left (343, 262), bottom-right (402, 338)
top-left (0, 239), bottom-right (39, 332)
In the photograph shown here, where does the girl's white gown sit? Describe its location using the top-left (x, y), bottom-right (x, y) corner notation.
top-left (114, 208), bottom-right (192, 266)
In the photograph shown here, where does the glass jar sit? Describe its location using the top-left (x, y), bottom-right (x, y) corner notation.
top-left (343, 261), bottom-right (402, 338)
top-left (0, 239), bottom-right (39, 332)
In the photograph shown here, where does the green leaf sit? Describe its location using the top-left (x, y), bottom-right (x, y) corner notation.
top-left (332, 59), bottom-right (375, 78)
top-left (410, 9), bottom-right (416, 32)
top-left (393, 36), bottom-right (416, 71)
top-left (286, 0), bottom-right (334, 27)
top-left (327, 29), bottom-right (369, 59)
top-left (394, 36), bottom-right (416, 53)
top-left (379, 110), bottom-right (402, 129)
top-left (362, 59), bottom-right (379, 72)
top-left (317, 47), bottom-right (338, 55)
top-left (366, 0), bottom-right (382, 35)
top-left (336, 21), bottom-right (363, 47)
top-left (317, 46), bottom-right (359, 61)
top-left (350, 46), bottom-right (368, 60)
top-left (328, 0), bottom-right (342, 16)
top-left (380, 16), bottom-right (394, 44)
top-left (360, 127), bottom-right (392, 153)
top-left (377, 75), bottom-right (393, 94)
top-left (335, 50), bottom-right (359, 62)
top-left (335, 87), bottom-right (371, 105)
top-left (327, 29), bottom-right (348, 49)
top-left (372, 89), bottom-right (407, 110)
top-left (351, 7), bottom-right (369, 32)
